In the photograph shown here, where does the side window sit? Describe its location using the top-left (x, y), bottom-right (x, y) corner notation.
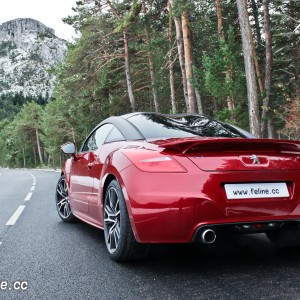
top-left (82, 124), bottom-right (113, 152)
top-left (95, 124), bottom-right (114, 148)
top-left (105, 126), bottom-right (125, 143)
top-left (82, 131), bottom-right (97, 152)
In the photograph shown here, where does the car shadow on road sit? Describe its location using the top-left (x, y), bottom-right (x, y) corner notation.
top-left (67, 220), bottom-right (300, 271)
top-left (55, 220), bottom-right (300, 299)
top-left (138, 233), bottom-right (300, 272)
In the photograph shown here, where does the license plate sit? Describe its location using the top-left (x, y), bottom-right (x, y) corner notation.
top-left (224, 182), bottom-right (289, 200)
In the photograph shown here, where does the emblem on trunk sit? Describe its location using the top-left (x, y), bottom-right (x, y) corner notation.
top-left (250, 154), bottom-right (260, 165)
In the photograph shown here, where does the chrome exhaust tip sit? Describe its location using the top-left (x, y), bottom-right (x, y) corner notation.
top-left (201, 229), bottom-right (216, 244)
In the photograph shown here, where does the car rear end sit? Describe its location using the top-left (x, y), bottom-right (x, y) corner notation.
top-left (120, 138), bottom-right (300, 245)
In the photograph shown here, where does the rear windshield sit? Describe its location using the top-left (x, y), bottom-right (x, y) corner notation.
top-left (127, 114), bottom-right (247, 139)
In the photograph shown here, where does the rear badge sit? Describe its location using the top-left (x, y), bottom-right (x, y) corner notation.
top-left (250, 154), bottom-right (260, 165)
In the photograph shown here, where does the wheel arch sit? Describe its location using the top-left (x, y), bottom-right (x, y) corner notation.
top-left (103, 174), bottom-right (116, 201)
top-left (100, 149), bottom-right (132, 208)
top-left (101, 171), bottom-right (140, 242)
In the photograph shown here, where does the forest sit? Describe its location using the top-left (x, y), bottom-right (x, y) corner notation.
top-left (0, 0), bottom-right (299, 168)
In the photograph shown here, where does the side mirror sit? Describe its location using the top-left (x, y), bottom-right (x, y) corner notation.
top-left (61, 142), bottom-right (76, 155)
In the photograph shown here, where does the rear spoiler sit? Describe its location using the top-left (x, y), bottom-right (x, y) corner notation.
top-left (151, 138), bottom-right (300, 155)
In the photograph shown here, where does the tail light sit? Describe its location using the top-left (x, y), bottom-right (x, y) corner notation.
top-left (122, 149), bottom-right (187, 173)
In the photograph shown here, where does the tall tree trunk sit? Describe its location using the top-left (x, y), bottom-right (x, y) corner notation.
top-left (36, 127), bottom-right (44, 165)
top-left (250, 0), bottom-right (262, 46)
top-left (268, 120), bottom-right (276, 139)
top-left (195, 89), bottom-right (203, 114)
top-left (71, 127), bottom-right (76, 145)
top-left (22, 147), bottom-right (26, 168)
top-left (123, 31), bottom-right (136, 112)
top-left (182, 10), bottom-right (196, 113)
top-left (250, 25), bottom-right (264, 95)
top-left (290, 1), bottom-right (300, 93)
top-left (237, 0), bottom-right (261, 137)
top-left (213, 97), bottom-right (219, 112)
top-left (44, 148), bottom-right (48, 165)
top-left (168, 1), bottom-right (177, 114)
top-left (143, 1), bottom-right (159, 112)
top-left (250, 0), bottom-right (264, 97)
top-left (106, 0), bottom-right (136, 111)
top-left (261, 0), bottom-right (273, 138)
top-left (216, 0), bottom-right (225, 39)
top-left (33, 146), bottom-right (37, 165)
top-left (145, 30), bottom-right (160, 113)
top-left (169, 0), bottom-right (189, 110)
top-left (216, 0), bottom-right (235, 116)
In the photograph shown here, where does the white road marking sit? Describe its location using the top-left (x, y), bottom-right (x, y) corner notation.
top-left (6, 205), bottom-right (26, 226)
top-left (27, 172), bottom-right (36, 184)
top-left (24, 192), bottom-right (33, 202)
top-left (28, 172), bottom-right (36, 180)
top-left (2, 171), bottom-right (38, 244)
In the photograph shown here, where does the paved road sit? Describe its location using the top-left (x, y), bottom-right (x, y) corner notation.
top-left (1, 168), bottom-right (300, 299)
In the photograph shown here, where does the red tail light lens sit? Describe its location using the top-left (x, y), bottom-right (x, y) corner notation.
top-left (122, 149), bottom-right (187, 173)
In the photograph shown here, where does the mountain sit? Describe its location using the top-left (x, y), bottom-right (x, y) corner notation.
top-left (0, 18), bottom-right (67, 99)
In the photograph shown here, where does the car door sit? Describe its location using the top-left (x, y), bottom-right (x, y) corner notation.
top-left (88, 126), bottom-right (126, 224)
top-left (69, 130), bottom-right (98, 213)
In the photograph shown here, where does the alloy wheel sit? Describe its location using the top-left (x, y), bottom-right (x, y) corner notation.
top-left (104, 187), bottom-right (121, 254)
top-left (56, 177), bottom-right (72, 219)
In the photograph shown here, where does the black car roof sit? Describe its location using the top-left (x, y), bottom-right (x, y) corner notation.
top-left (95, 112), bottom-right (254, 141)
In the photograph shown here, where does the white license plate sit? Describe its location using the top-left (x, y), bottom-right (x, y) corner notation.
top-left (224, 182), bottom-right (289, 200)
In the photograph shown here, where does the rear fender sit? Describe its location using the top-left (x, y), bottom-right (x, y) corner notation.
top-left (99, 151), bottom-right (140, 237)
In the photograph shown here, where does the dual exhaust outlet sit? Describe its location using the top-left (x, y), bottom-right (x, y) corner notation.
top-left (200, 228), bottom-right (217, 244)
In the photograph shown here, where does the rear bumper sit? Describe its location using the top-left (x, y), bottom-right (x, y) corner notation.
top-left (120, 164), bottom-right (300, 243)
top-left (192, 220), bottom-right (300, 243)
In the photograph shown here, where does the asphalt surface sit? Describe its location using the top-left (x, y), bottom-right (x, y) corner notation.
top-left (1, 168), bottom-right (300, 300)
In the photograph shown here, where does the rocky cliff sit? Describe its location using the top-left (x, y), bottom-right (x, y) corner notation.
top-left (0, 18), bottom-right (67, 99)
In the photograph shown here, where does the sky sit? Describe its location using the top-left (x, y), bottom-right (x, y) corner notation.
top-left (0, 0), bottom-right (78, 41)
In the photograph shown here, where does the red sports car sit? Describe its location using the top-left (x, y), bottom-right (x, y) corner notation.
top-left (56, 113), bottom-right (300, 261)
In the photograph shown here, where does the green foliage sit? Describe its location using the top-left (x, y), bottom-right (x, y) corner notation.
top-left (172, 0), bottom-right (195, 17)
top-left (0, 93), bottom-right (46, 121)
top-left (114, 1), bottom-right (142, 32)
top-left (0, 0), bottom-right (299, 167)
top-left (270, 1), bottom-right (300, 98)
top-left (203, 27), bottom-right (246, 102)
top-left (0, 102), bottom-right (44, 167)
top-left (202, 26), bottom-right (247, 125)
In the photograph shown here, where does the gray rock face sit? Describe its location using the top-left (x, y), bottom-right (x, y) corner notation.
top-left (0, 18), bottom-right (67, 99)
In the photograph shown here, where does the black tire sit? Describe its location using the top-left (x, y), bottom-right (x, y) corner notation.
top-left (55, 175), bottom-right (76, 223)
top-left (266, 224), bottom-right (300, 248)
top-left (103, 179), bottom-right (149, 262)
